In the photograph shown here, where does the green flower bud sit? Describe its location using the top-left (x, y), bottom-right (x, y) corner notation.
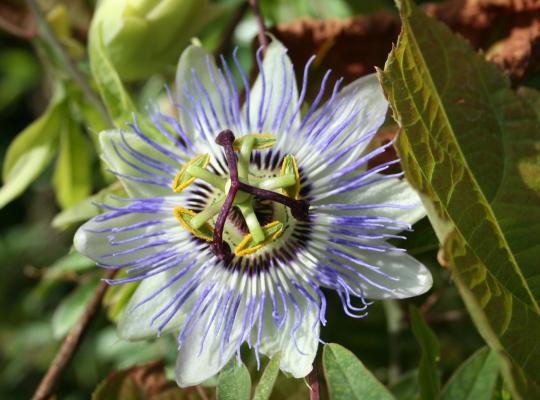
top-left (89, 0), bottom-right (226, 81)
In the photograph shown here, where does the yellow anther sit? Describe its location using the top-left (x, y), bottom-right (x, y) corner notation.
top-left (280, 155), bottom-right (300, 199)
top-left (234, 221), bottom-right (284, 256)
top-left (174, 207), bottom-right (214, 241)
top-left (233, 133), bottom-right (276, 151)
top-left (172, 153), bottom-right (211, 193)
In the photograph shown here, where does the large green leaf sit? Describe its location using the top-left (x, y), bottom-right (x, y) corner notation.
top-left (53, 116), bottom-right (92, 209)
top-left (379, 0), bottom-right (540, 398)
top-left (440, 347), bottom-right (498, 400)
top-left (217, 359), bottom-right (251, 400)
top-left (323, 343), bottom-right (395, 400)
top-left (0, 90), bottom-right (65, 208)
top-left (409, 306), bottom-right (440, 400)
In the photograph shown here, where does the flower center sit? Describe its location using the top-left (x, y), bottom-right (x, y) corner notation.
top-left (172, 130), bottom-right (309, 262)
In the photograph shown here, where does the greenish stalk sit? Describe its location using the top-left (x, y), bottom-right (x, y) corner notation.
top-left (191, 198), bottom-right (225, 229)
top-left (259, 174), bottom-right (296, 190)
top-left (238, 203), bottom-right (265, 243)
top-left (383, 300), bottom-right (403, 385)
top-left (187, 165), bottom-right (226, 191)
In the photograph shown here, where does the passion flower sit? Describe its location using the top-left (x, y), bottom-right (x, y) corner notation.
top-left (74, 40), bottom-right (432, 387)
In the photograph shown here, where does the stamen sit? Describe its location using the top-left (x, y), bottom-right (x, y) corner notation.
top-left (238, 135), bottom-right (255, 179)
top-left (191, 197), bottom-right (225, 229)
top-left (238, 202), bottom-right (265, 243)
top-left (186, 165), bottom-right (226, 191)
top-left (258, 175), bottom-right (296, 190)
top-left (212, 130), bottom-right (310, 261)
top-left (172, 153), bottom-right (211, 193)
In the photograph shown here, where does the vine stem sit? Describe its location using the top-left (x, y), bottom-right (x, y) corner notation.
top-left (214, 2), bottom-right (249, 57)
top-left (248, 0), bottom-right (268, 53)
top-left (32, 269), bottom-right (117, 400)
top-left (309, 366), bottom-right (320, 400)
top-left (25, 0), bottom-right (112, 126)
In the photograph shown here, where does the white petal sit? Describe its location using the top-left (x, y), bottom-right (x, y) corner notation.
top-left (315, 175), bottom-right (426, 227)
top-left (352, 248), bottom-right (432, 299)
top-left (174, 299), bottom-right (240, 387)
top-left (118, 268), bottom-right (192, 340)
top-left (258, 290), bottom-right (318, 378)
top-left (311, 238), bottom-right (432, 300)
top-left (295, 74), bottom-right (388, 177)
top-left (175, 44), bottom-right (234, 155)
top-left (100, 130), bottom-right (178, 198)
top-left (246, 39), bottom-right (299, 136)
top-left (74, 211), bottom-right (175, 266)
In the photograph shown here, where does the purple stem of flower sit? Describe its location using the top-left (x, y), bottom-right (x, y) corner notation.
top-left (212, 130), bottom-right (309, 260)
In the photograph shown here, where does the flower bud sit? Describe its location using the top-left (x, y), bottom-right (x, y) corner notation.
top-left (89, 0), bottom-right (225, 80)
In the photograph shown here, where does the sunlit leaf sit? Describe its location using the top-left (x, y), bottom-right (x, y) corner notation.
top-left (217, 359), bottom-right (251, 400)
top-left (440, 347), bottom-right (499, 400)
top-left (379, 0), bottom-right (540, 397)
top-left (53, 116), bottom-right (92, 209)
top-left (0, 88), bottom-right (65, 209)
top-left (409, 306), bottom-right (440, 399)
top-left (323, 343), bottom-right (395, 400)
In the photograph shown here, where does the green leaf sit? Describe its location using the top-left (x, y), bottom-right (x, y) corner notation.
top-left (323, 343), bottom-right (395, 400)
top-left (217, 359), bottom-right (251, 400)
top-left (53, 116), bottom-right (92, 209)
top-left (88, 26), bottom-right (135, 126)
top-left (52, 280), bottom-right (98, 339)
top-left (379, 0), bottom-right (540, 397)
top-left (252, 354), bottom-right (281, 400)
top-left (440, 347), bottom-right (499, 400)
top-left (409, 306), bottom-right (440, 399)
top-left (0, 90), bottom-right (65, 209)
top-left (0, 49), bottom-right (39, 111)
